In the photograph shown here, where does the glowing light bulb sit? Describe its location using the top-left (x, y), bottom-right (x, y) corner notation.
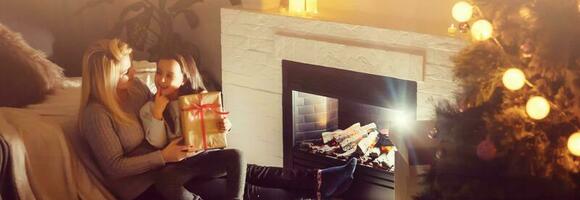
top-left (525, 96), bottom-right (550, 120)
top-left (502, 68), bottom-right (526, 91)
top-left (452, 1), bottom-right (473, 22)
top-left (519, 7), bottom-right (532, 21)
top-left (471, 19), bottom-right (493, 41)
top-left (568, 131), bottom-right (580, 156)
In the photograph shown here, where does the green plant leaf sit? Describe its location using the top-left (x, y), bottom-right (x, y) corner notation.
top-left (106, 2), bottom-right (147, 40)
top-left (181, 10), bottom-right (200, 29)
top-left (107, 21), bottom-right (125, 38)
top-left (118, 1), bottom-right (147, 20)
top-left (74, 0), bottom-right (115, 15)
top-left (168, 0), bottom-right (203, 13)
top-left (125, 9), bottom-right (153, 51)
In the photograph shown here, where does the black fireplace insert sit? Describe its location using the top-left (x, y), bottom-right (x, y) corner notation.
top-left (282, 60), bottom-right (417, 199)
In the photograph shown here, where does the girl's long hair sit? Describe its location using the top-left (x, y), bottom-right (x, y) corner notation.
top-left (157, 52), bottom-right (206, 95)
top-left (158, 51), bottom-right (206, 133)
top-left (79, 39), bottom-right (135, 125)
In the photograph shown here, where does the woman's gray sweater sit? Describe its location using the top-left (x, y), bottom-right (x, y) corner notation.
top-left (80, 79), bottom-right (165, 200)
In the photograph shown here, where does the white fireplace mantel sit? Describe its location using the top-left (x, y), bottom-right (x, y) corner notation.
top-left (221, 6), bottom-right (463, 163)
top-left (221, 7), bottom-right (464, 199)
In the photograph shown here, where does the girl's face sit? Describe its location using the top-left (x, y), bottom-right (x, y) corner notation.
top-left (155, 59), bottom-right (184, 97)
top-left (116, 55), bottom-right (134, 92)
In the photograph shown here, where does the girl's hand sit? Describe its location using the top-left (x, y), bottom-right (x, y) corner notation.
top-left (127, 66), bottom-right (136, 80)
top-left (151, 89), bottom-right (170, 120)
top-left (218, 116), bottom-right (232, 133)
top-left (161, 138), bottom-right (196, 163)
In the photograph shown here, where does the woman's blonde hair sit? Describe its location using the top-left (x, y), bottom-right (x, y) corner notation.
top-left (79, 39), bottom-right (134, 124)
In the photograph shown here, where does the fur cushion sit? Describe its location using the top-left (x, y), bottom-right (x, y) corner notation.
top-left (0, 23), bottom-right (64, 107)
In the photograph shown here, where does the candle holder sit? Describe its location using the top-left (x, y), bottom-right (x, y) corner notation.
top-left (289, 0), bottom-right (306, 16)
top-left (305, 0), bottom-right (318, 15)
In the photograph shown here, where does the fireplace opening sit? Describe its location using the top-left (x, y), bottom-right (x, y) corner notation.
top-left (283, 60), bottom-right (417, 199)
top-left (292, 91), bottom-right (403, 173)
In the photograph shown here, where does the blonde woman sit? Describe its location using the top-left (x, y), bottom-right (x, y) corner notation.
top-left (78, 39), bottom-right (245, 200)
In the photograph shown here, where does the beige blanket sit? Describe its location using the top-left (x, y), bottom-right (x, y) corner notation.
top-left (0, 78), bottom-right (115, 200)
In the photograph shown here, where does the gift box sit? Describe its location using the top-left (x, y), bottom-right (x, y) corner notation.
top-left (178, 92), bottom-right (229, 151)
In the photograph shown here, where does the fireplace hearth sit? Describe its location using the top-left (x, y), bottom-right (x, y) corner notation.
top-left (283, 60), bottom-right (417, 199)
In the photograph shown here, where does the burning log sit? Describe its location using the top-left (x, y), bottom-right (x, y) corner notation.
top-left (332, 123), bottom-right (360, 145)
top-left (322, 131), bottom-right (335, 143)
top-left (296, 122), bottom-right (397, 172)
top-left (357, 130), bottom-right (379, 156)
top-left (340, 123), bottom-right (375, 151)
top-left (298, 123), bottom-right (395, 171)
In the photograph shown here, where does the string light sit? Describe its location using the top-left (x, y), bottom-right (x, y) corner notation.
top-left (568, 131), bottom-right (580, 156)
top-left (526, 96), bottom-right (550, 120)
top-left (519, 7), bottom-right (532, 21)
top-left (452, 1), bottom-right (474, 22)
top-left (502, 68), bottom-right (526, 91)
top-left (447, 0), bottom-right (579, 171)
top-left (471, 19), bottom-right (493, 41)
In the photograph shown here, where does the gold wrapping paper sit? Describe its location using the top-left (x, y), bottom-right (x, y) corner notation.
top-left (178, 92), bottom-right (227, 150)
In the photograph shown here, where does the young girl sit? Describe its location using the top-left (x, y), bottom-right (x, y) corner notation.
top-left (139, 51), bottom-right (357, 199)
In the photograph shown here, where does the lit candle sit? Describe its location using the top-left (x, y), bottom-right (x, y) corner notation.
top-left (306, 0), bottom-right (318, 14)
top-left (447, 24), bottom-right (458, 35)
top-left (289, 0), bottom-right (306, 15)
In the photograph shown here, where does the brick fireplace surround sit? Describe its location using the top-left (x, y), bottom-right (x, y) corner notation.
top-left (221, 6), bottom-right (465, 199)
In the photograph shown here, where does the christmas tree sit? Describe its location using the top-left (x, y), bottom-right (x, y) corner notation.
top-left (418, 0), bottom-right (579, 199)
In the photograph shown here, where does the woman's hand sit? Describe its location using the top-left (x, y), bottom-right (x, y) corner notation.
top-left (218, 116), bottom-right (232, 133)
top-left (151, 89), bottom-right (170, 120)
top-left (161, 138), bottom-right (197, 163)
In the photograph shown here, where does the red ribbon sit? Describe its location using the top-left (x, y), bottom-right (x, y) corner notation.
top-left (182, 94), bottom-right (229, 150)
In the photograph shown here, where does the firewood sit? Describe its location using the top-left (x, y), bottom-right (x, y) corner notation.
top-left (339, 123), bottom-right (376, 151)
top-left (337, 147), bottom-right (356, 158)
top-left (357, 130), bottom-right (379, 155)
top-left (322, 131), bottom-right (335, 143)
top-left (298, 122), bottom-right (395, 172)
top-left (368, 147), bottom-right (381, 159)
top-left (376, 131), bottom-right (393, 147)
top-left (333, 123), bottom-right (360, 144)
